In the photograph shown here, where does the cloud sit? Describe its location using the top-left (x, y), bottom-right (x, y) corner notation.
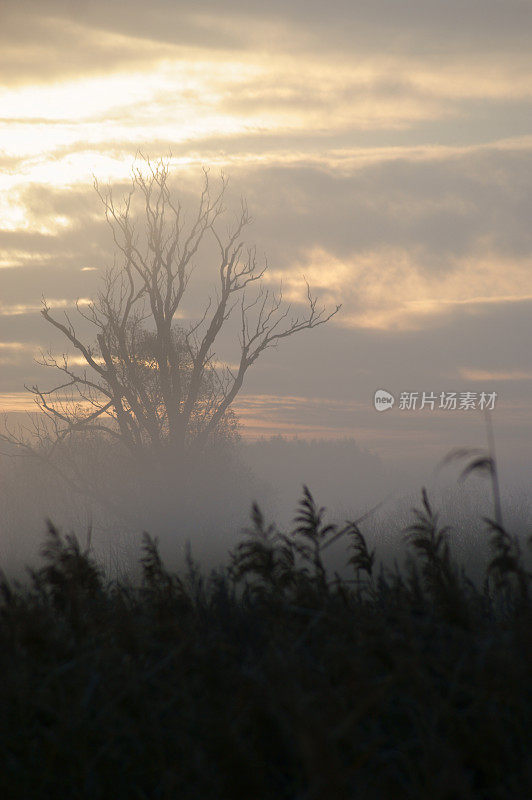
top-left (266, 246), bottom-right (532, 332)
top-left (459, 369), bottom-right (532, 382)
top-left (0, 9), bottom-right (180, 86)
top-left (232, 393), bottom-right (364, 438)
top-left (2, 142), bottom-right (532, 335)
top-left (0, 298), bottom-right (91, 316)
top-left (0, 392), bottom-right (38, 412)
top-left (0, 341), bottom-right (38, 351)
top-left (5, 1), bottom-right (532, 62)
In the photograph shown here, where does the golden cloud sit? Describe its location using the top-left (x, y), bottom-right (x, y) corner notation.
top-left (459, 368), bottom-right (532, 381)
top-left (277, 247), bottom-right (532, 331)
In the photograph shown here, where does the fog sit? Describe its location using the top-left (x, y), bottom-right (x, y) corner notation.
top-left (1, 423), bottom-right (529, 585)
top-left (1, 0), bottom-right (530, 590)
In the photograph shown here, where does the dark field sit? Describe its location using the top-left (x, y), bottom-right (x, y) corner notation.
top-left (1, 487), bottom-right (530, 799)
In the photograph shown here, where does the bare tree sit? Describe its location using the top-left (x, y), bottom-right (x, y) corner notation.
top-left (2, 158), bottom-right (339, 500)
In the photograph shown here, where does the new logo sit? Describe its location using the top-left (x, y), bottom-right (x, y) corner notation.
top-left (374, 389), bottom-right (395, 412)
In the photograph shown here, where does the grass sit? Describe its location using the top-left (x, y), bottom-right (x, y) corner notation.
top-left (0, 486), bottom-right (530, 799)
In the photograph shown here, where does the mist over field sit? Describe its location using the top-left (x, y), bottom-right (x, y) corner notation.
top-left (1, 421), bottom-right (529, 586)
top-left (1, 2), bottom-right (531, 797)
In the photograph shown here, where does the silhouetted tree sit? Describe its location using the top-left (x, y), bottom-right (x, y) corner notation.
top-left (1, 159), bottom-right (339, 500)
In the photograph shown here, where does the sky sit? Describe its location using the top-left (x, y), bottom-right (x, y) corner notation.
top-left (1, 0), bottom-right (531, 482)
